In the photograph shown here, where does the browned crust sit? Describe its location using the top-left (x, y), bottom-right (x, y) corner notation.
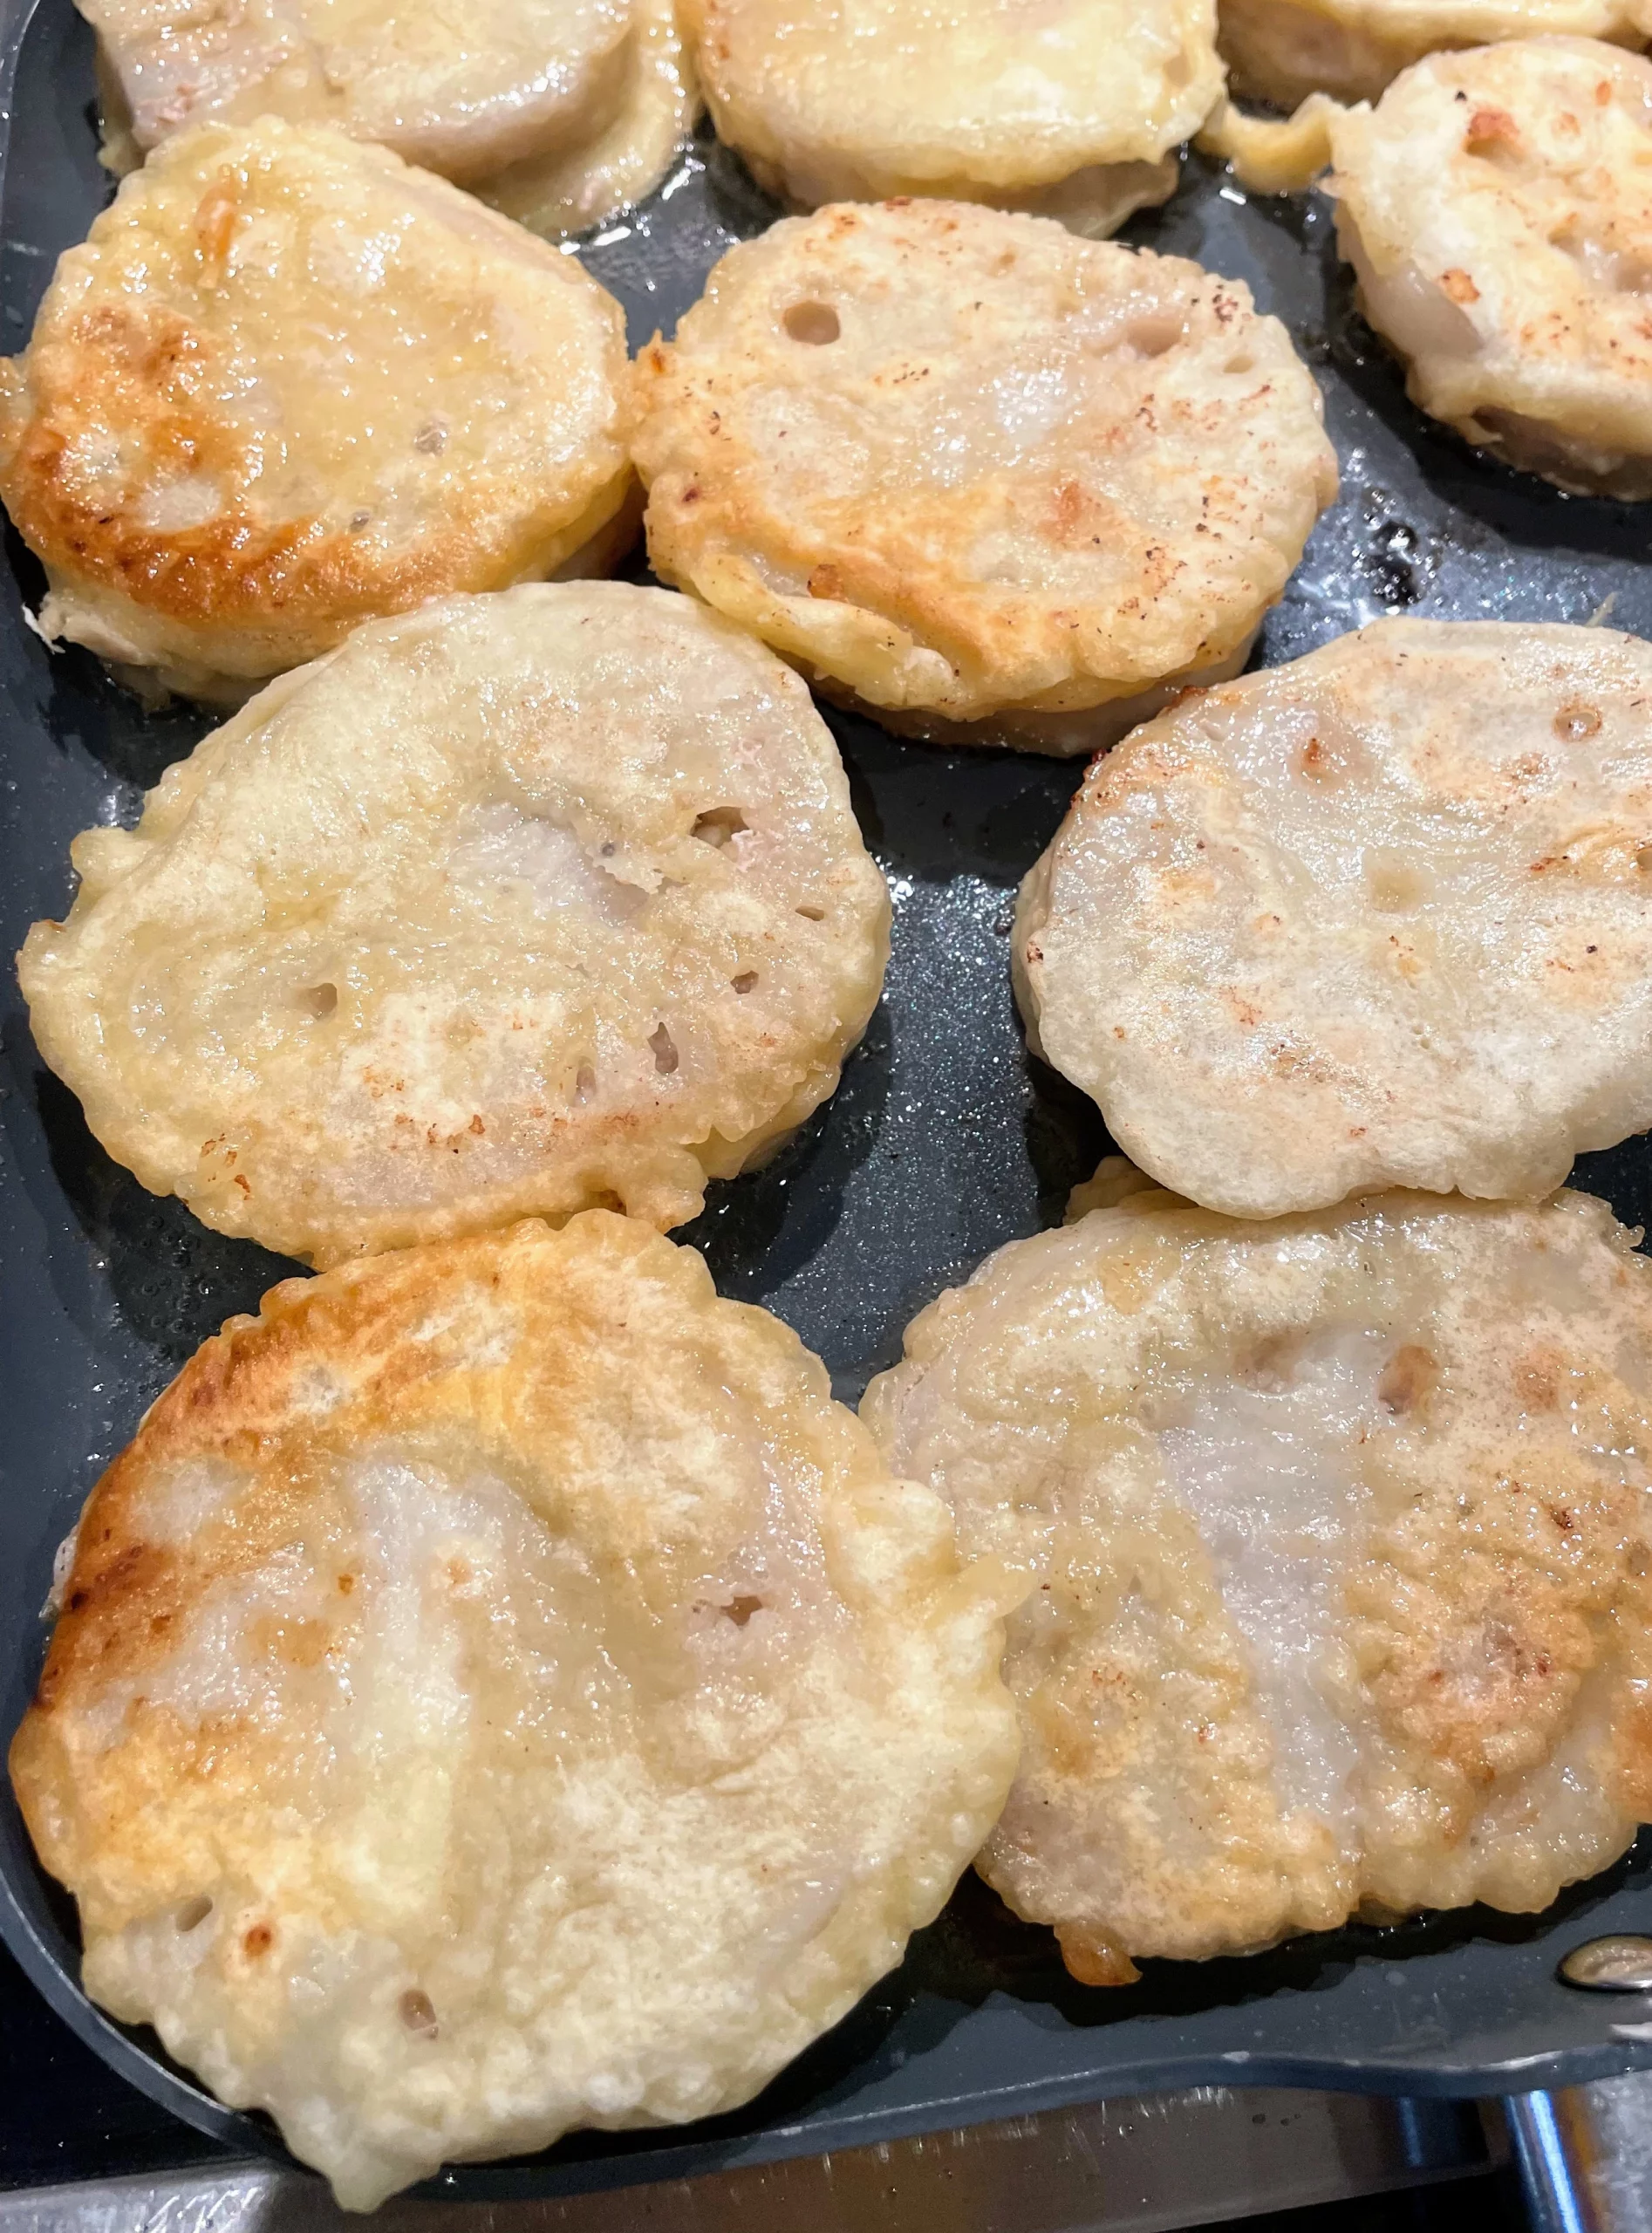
top-left (0, 297), bottom-right (630, 631)
top-left (10, 1216), bottom-right (805, 1882)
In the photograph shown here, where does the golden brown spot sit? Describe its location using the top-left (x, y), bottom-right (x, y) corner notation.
top-left (1465, 105), bottom-right (1519, 151)
top-left (193, 173), bottom-right (239, 285)
top-left (270, 1617), bottom-right (328, 1670)
top-left (242, 1922), bottom-right (274, 1957)
top-left (1378, 1344), bottom-right (1437, 1415)
top-left (337, 1574), bottom-right (355, 1595)
top-left (1439, 268), bottom-right (1480, 304)
top-left (1516, 1344), bottom-right (1567, 1411)
top-left (808, 562), bottom-right (845, 600)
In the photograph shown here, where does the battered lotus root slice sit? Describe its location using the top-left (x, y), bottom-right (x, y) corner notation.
top-left (863, 1178), bottom-right (1652, 1983)
top-left (85, 0), bottom-right (635, 187)
top-left (1016, 618), bottom-right (1652, 1219)
top-left (10, 1212), bottom-right (1022, 2208)
top-left (681, 0), bottom-right (1225, 234)
top-left (0, 118), bottom-right (635, 703)
top-left (479, 0), bottom-right (700, 242)
top-left (18, 583), bottom-right (890, 1267)
top-left (631, 201), bottom-right (1338, 755)
top-left (1219, 0), bottom-right (1652, 109)
top-left (1329, 39), bottom-right (1652, 498)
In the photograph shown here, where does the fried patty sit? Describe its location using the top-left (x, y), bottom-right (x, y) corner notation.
top-left (631, 199), bottom-right (1337, 751)
top-left (1016, 618), bottom-right (1652, 1218)
top-left (0, 117), bottom-right (635, 700)
top-left (19, 584), bottom-right (891, 1265)
top-left (864, 1178), bottom-right (1652, 1980)
top-left (682, 0), bottom-right (1223, 228)
top-left (13, 1212), bottom-right (1020, 2205)
top-left (1332, 38), bottom-right (1652, 497)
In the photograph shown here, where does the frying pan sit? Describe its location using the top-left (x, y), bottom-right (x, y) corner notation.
top-left (4, 0), bottom-right (1652, 2200)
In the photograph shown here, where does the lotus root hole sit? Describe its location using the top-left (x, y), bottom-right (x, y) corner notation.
top-left (298, 982), bottom-right (338, 1017)
top-left (692, 807), bottom-right (748, 847)
top-left (782, 301), bottom-right (840, 345)
top-left (649, 1023), bottom-right (679, 1075)
top-left (1378, 1345), bottom-right (1438, 1414)
top-left (1127, 314), bottom-right (1183, 359)
top-left (399, 1989), bottom-right (440, 2038)
top-left (175, 1896), bottom-right (213, 1932)
top-left (1554, 701), bottom-right (1602, 741)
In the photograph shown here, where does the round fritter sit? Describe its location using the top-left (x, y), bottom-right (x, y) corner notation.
top-left (0, 118), bottom-right (634, 703)
top-left (631, 201), bottom-right (1338, 753)
top-left (10, 1212), bottom-right (1021, 2208)
top-left (1331, 39), bottom-right (1652, 497)
top-left (18, 584), bottom-right (890, 1267)
top-left (479, 0), bottom-right (699, 241)
top-left (1015, 619), bottom-right (1652, 1219)
top-left (1219, 0), bottom-right (1652, 109)
top-left (681, 0), bottom-right (1224, 229)
top-left (84, 0), bottom-right (635, 186)
top-left (863, 1179), bottom-right (1652, 1981)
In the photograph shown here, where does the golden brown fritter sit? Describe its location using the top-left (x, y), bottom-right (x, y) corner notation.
top-left (631, 200), bottom-right (1337, 752)
top-left (1332, 38), bottom-right (1652, 497)
top-left (1016, 619), bottom-right (1652, 1219)
top-left (11, 1212), bottom-right (1021, 2208)
top-left (20, 584), bottom-right (890, 1266)
top-left (682, 0), bottom-right (1223, 229)
top-left (864, 1178), bottom-right (1652, 1982)
top-left (0, 118), bottom-right (634, 700)
top-left (1220, 0), bottom-right (1651, 108)
top-left (84, 0), bottom-right (635, 184)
